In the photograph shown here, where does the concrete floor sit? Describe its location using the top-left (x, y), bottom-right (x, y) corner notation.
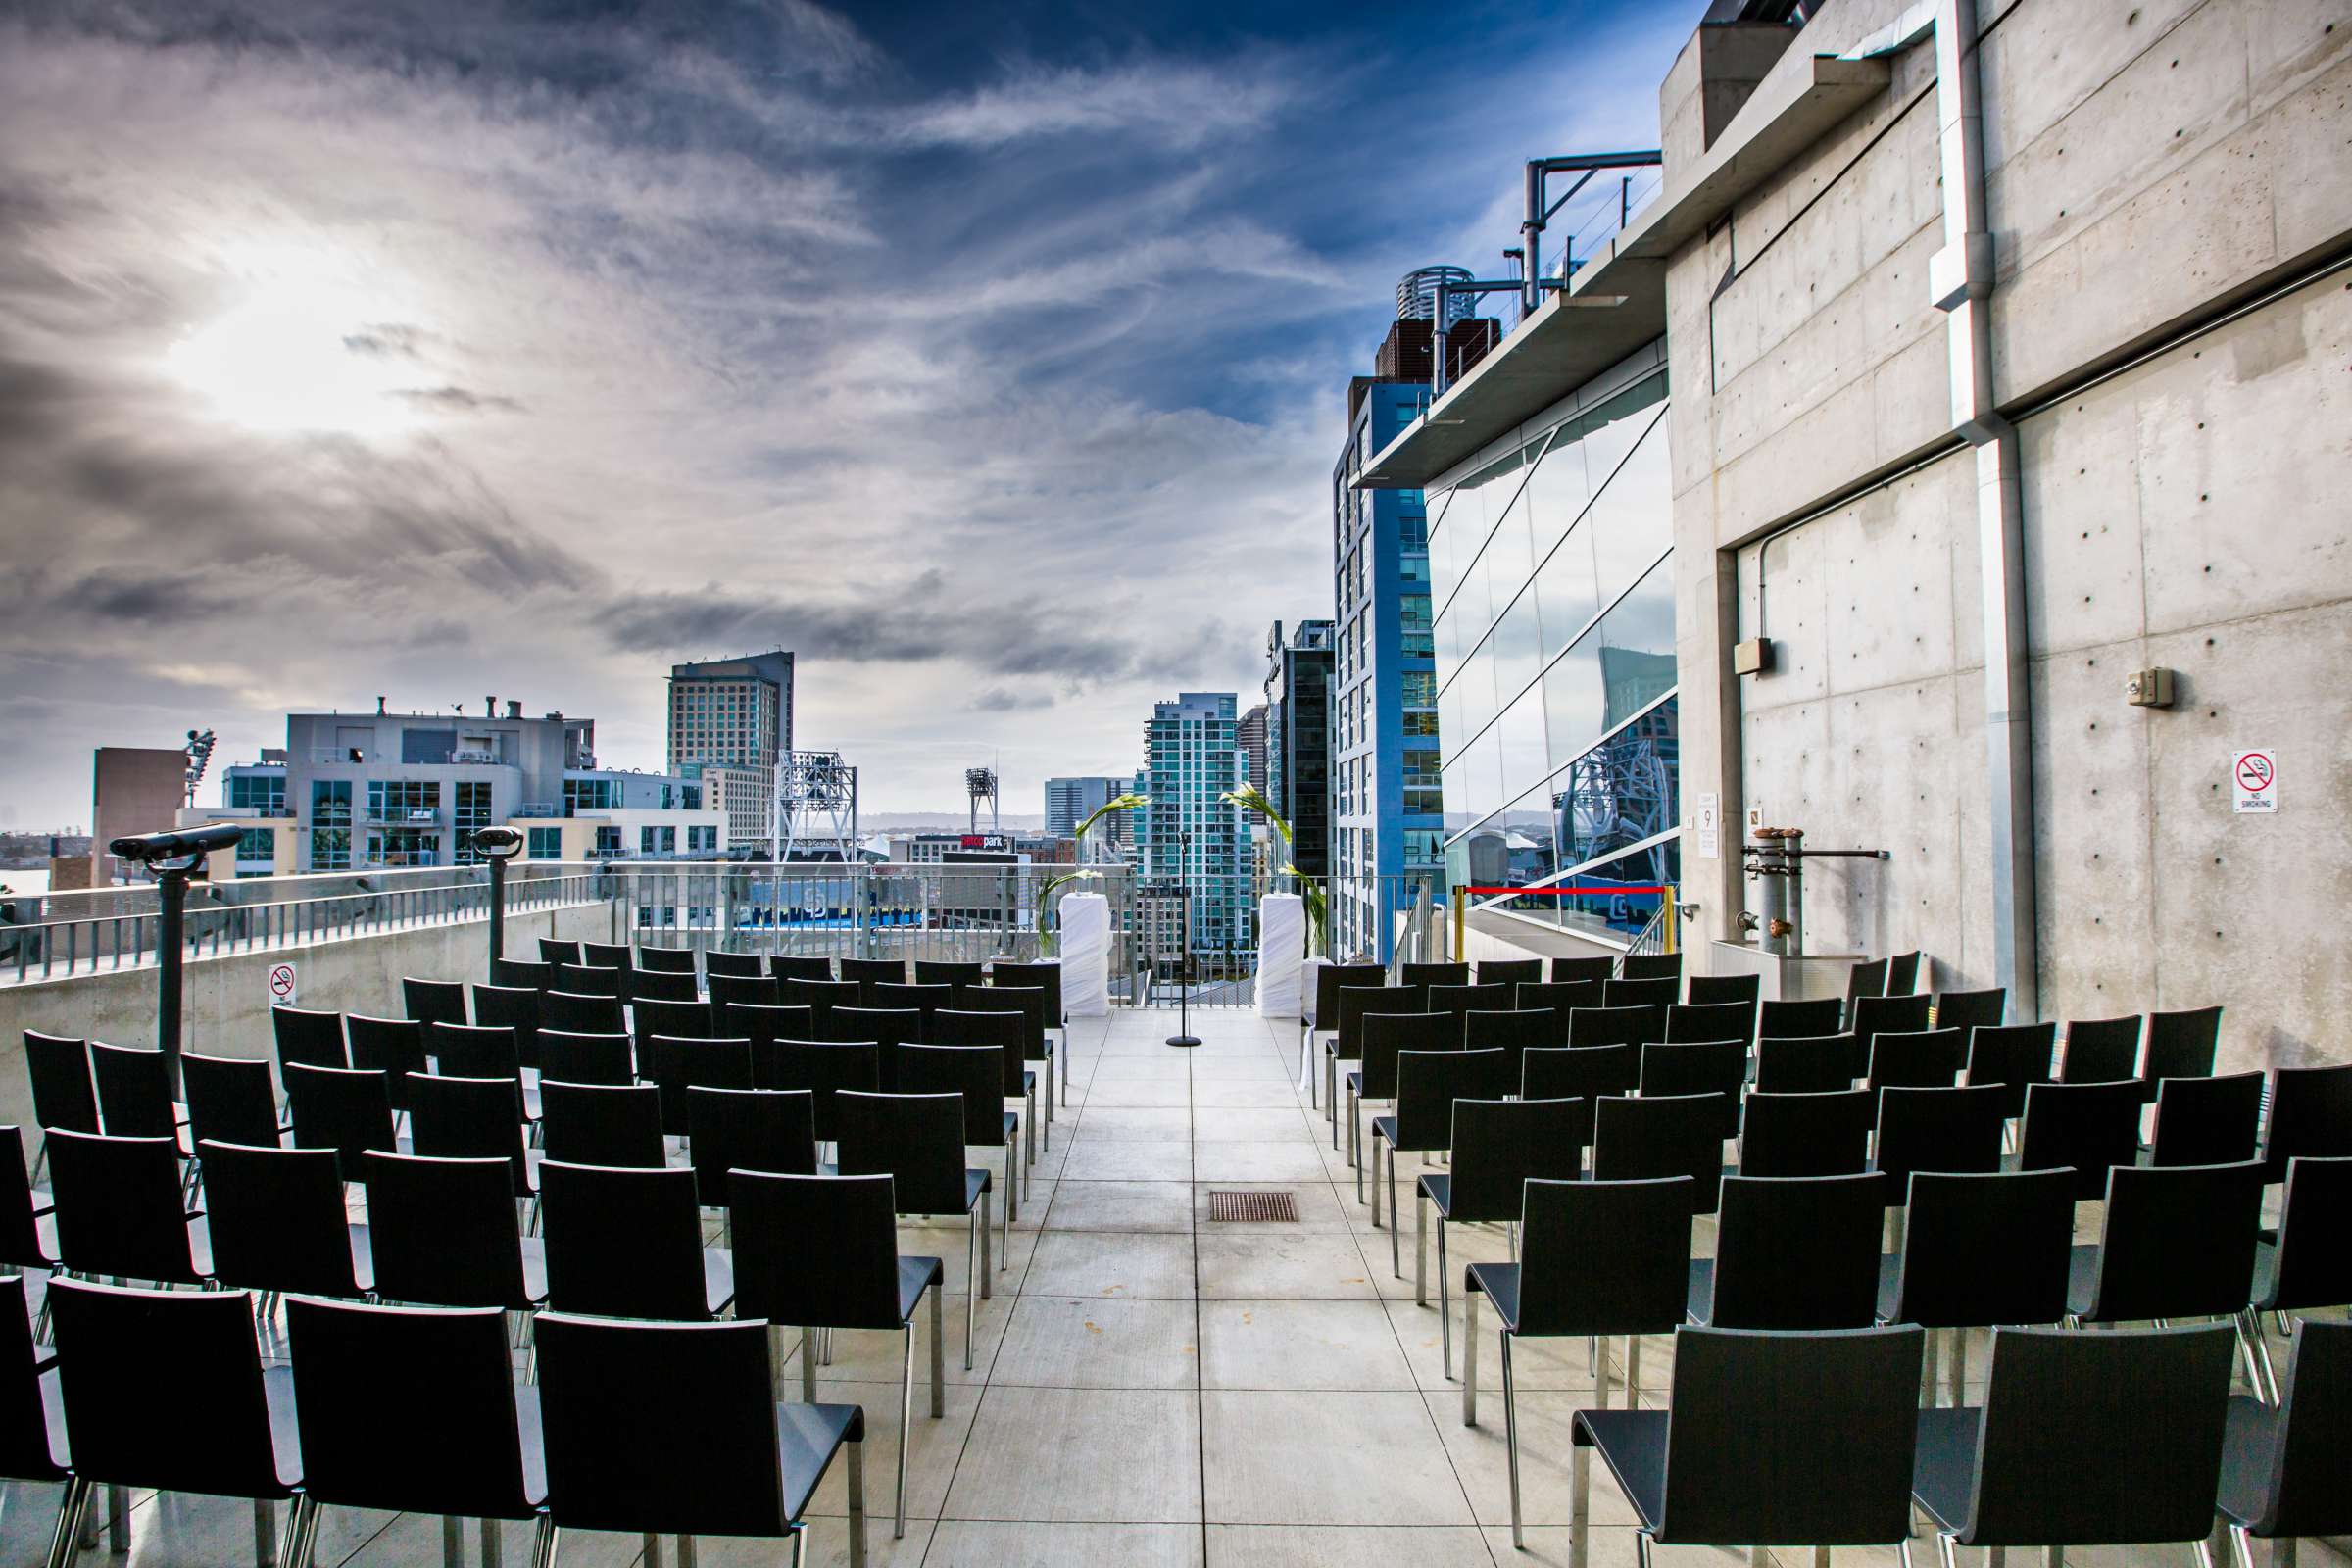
top-left (2, 1006), bottom-right (2342, 1568)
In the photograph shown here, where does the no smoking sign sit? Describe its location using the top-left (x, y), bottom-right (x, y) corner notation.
top-left (2231, 750), bottom-right (2276, 815)
top-left (268, 962), bottom-right (299, 1005)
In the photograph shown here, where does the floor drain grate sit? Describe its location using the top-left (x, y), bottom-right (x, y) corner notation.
top-left (1206, 1190), bottom-right (1299, 1223)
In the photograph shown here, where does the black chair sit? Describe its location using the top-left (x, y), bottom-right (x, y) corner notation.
top-left (1516, 979), bottom-right (1605, 1020)
top-left (1348, 1011), bottom-right (1453, 1185)
top-left (1753, 1033), bottom-right (1865, 1094)
top-left (538, 1080), bottom-right (666, 1169)
top-left (833, 1091), bottom-right (993, 1302)
top-left (1739, 1090), bottom-right (1875, 1177)
top-left (1401, 961), bottom-right (1468, 988)
top-left (0, 1128), bottom-right (56, 1278)
top-left (1620, 952), bottom-right (1682, 984)
top-left (1371, 1049), bottom-right (1510, 1259)
top-left (345, 1016), bottom-right (428, 1111)
top-left (1864, 1027), bottom-right (1969, 1094)
top-left (834, 1006), bottom-right (924, 1092)
top-left (1568, 1003), bottom-right (1666, 1049)
top-left (2017, 1078), bottom-right (2144, 1200)
top-left (1329, 985), bottom-right (1427, 1148)
top-left (727, 1002), bottom-right (818, 1063)
top-left (1602, 976), bottom-right (1678, 1012)
top-left (1910, 1324), bottom-right (2233, 1557)
top-left (710, 973), bottom-right (783, 1011)
top-left (1428, 982), bottom-right (1510, 1024)
top-left (1851, 994), bottom-right (1932, 1066)
top-left (554, 962), bottom-right (621, 999)
top-left (408, 1071), bottom-right (538, 1196)
top-left (541, 990), bottom-right (625, 1036)
top-left (46, 1279), bottom-right (298, 1568)
top-left (1474, 958), bottom-right (1542, 990)
top-left (730, 1171), bottom-right (943, 1537)
top-left (1965, 1020), bottom-right (2056, 1121)
top-left (636, 947), bottom-right (698, 976)
top-left (1690, 1172), bottom-right (1886, 1329)
top-left (282, 1296), bottom-right (547, 1567)
top-left (2262, 1063), bottom-right (2352, 1183)
top-left (2249, 1156), bottom-right (2351, 1400)
top-left (687, 1087), bottom-right (817, 1214)
top-left (1464, 1007), bottom-right (1555, 1088)
top-left (470, 983), bottom-right (542, 1069)
top-left (1303, 962), bottom-right (1387, 1106)
top-left (1417, 1097), bottom-right (1591, 1375)
top-left (2150, 1070), bottom-right (2264, 1166)
top-left (933, 1007), bottom-right (1036, 1167)
top-left (965, 983), bottom-right (1053, 1121)
top-left (705, 949), bottom-right (766, 980)
top-left (540, 937), bottom-right (584, 968)
top-left (196, 1141), bottom-right (369, 1302)
top-left (536, 1029), bottom-right (635, 1087)
top-left (1844, 957), bottom-right (1890, 1021)
top-left (840, 956), bottom-right (909, 995)
top-left (2141, 1004), bottom-right (2223, 1102)
top-left (488, 958), bottom-right (552, 994)
top-left (1882, 1169), bottom-right (2076, 1400)
top-left (1666, 1000), bottom-right (1754, 1048)
top-left (1592, 1094), bottom-right (1727, 1215)
top-left (1550, 956), bottom-right (1613, 984)
top-left (1874, 1085), bottom-right (2007, 1212)
top-left (532, 1312), bottom-right (865, 1568)
top-left (631, 969), bottom-right (702, 1004)
top-left (2218, 1317), bottom-right (2352, 1560)
top-left (1933, 987), bottom-right (2005, 1037)
top-left (1687, 973), bottom-right (1761, 1008)
top-left (2059, 1014), bottom-right (2142, 1084)
top-left (1758, 996), bottom-right (1842, 1040)
top-left (1522, 1043), bottom-right (1639, 1103)
top-left (425, 1022), bottom-right (536, 1126)
top-left (870, 983), bottom-right (949, 1031)
top-left (270, 1007), bottom-right (349, 1081)
top-left (282, 1063), bottom-right (400, 1181)
top-left (1464, 1176), bottom-right (1694, 1544)
top-left (1638, 1040), bottom-right (1746, 1137)
top-left (581, 943), bottom-right (636, 994)
top-left (634, 998), bottom-right (715, 1082)
top-left (401, 977), bottom-right (468, 1030)
top-left (43, 1129), bottom-right (209, 1286)
top-left (912, 959), bottom-right (986, 990)
top-left (88, 1042), bottom-right (185, 1144)
top-left (1885, 951), bottom-right (1921, 994)
top-left (771, 954), bottom-right (836, 982)
top-left (782, 977), bottom-right (862, 1034)
top-left (2069, 1160), bottom-right (2266, 1382)
top-left (1573, 1326), bottom-right (1926, 1562)
top-left (538, 1158), bottom-right (731, 1320)
top-left (0, 1273), bottom-right (69, 1554)
top-left (647, 1036), bottom-right (755, 1137)
top-left (895, 1045), bottom-right (1020, 1247)
top-left (361, 1151), bottom-right (545, 1311)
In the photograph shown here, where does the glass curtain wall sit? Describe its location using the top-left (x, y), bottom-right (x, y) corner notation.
top-left (1427, 367), bottom-right (1678, 940)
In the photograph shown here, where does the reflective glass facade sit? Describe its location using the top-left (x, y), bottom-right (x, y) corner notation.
top-left (1425, 364), bottom-right (1678, 941)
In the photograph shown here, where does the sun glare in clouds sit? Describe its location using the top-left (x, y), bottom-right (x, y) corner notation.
top-left (167, 242), bottom-right (430, 437)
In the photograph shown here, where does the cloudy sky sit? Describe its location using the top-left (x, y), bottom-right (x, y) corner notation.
top-left (0, 0), bottom-right (1701, 828)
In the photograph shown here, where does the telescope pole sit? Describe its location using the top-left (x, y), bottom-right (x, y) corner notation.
top-left (154, 863), bottom-right (190, 1098)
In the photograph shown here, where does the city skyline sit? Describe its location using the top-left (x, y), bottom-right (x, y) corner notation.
top-left (0, 0), bottom-right (1698, 829)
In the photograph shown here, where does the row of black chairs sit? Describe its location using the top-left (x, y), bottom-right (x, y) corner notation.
top-left (532, 938), bottom-right (1006, 994)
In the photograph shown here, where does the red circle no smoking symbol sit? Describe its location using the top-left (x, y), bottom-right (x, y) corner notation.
top-left (2236, 754), bottom-right (2273, 793)
top-left (269, 965), bottom-right (296, 998)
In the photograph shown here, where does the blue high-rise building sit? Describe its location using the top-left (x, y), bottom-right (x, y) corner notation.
top-left (1133, 693), bottom-right (1251, 956)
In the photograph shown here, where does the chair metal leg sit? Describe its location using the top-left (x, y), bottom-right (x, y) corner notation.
top-left (1949, 1328), bottom-right (1966, 1407)
top-left (528, 1518), bottom-right (555, 1568)
top-left (445, 1516), bottom-right (465, 1568)
top-left (1637, 1532), bottom-right (1654, 1568)
top-left (1898, 1538), bottom-right (1915, 1568)
top-left (1627, 1330), bottom-right (1642, 1402)
top-left (1436, 1220), bottom-right (1452, 1378)
top-left (789, 1522), bottom-right (805, 1568)
top-left (1936, 1533), bottom-right (1960, 1568)
top-left (481, 1517), bottom-right (500, 1568)
top-left (965, 1210), bottom-right (978, 1368)
top-left (676, 1535), bottom-right (695, 1568)
top-left (108, 1483), bottom-right (126, 1553)
top-left (1462, 1287), bottom-right (1479, 1426)
top-left (1389, 1152), bottom-right (1403, 1275)
top-left (981, 1191), bottom-right (995, 1289)
top-left (896, 1328), bottom-right (913, 1538)
top-left (2192, 1537), bottom-right (2216, 1568)
top-left (929, 1286), bottom-right (946, 1417)
top-left (802, 1327), bottom-right (818, 1401)
top-left (1752, 1547), bottom-right (1769, 1568)
top-left (1502, 1332), bottom-right (1523, 1550)
top-left (852, 1430), bottom-right (871, 1566)
top-left (2234, 1310), bottom-right (2272, 1404)
top-left (1369, 1137), bottom-right (1382, 1227)
top-left (1571, 1438), bottom-right (1590, 1568)
top-left (642, 1533), bottom-right (662, 1568)
top-left (1348, 1088), bottom-right (1360, 1184)
top-left (2046, 1547), bottom-right (2063, 1568)
top-left (1005, 1143), bottom-right (1018, 1226)
top-left (1025, 1092), bottom-right (1036, 1167)
top-left (1815, 1548), bottom-right (1832, 1568)
top-left (2252, 1317), bottom-right (2282, 1406)
top-left (46, 1477), bottom-right (90, 1568)
top-left (1597, 1336), bottom-right (1613, 1409)
top-left (1923, 1328), bottom-right (1941, 1408)
top-left (254, 1499), bottom-right (276, 1568)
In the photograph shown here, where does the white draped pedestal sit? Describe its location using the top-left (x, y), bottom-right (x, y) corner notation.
top-left (1059, 892), bottom-right (1111, 1017)
top-left (1255, 894), bottom-right (1305, 1019)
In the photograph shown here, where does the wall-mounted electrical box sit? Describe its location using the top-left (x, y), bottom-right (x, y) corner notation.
top-left (1733, 637), bottom-right (1776, 676)
top-left (2125, 667), bottom-right (2176, 709)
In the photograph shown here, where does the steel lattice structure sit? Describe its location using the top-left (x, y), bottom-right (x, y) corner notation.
top-left (769, 751), bottom-right (859, 862)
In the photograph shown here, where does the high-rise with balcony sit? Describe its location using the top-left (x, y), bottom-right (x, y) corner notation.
top-left (1131, 693), bottom-right (1250, 956)
top-left (667, 651), bottom-right (794, 774)
top-left (1263, 619), bottom-right (1335, 878)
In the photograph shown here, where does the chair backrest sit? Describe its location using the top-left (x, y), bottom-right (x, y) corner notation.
top-left (470, 984), bottom-right (542, 1066)
top-left (44, 1129), bottom-right (203, 1284)
top-left (2059, 1014), bottom-right (2142, 1084)
top-left (2256, 1318), bottom-right (2352, 1538)
top-left (1738, 1090), bottom-right (1875, 1178)
top-left (728, 1171), bottom-right (906, 1331)
top-left (1401, 961), bottom-right (1469, 988)
top-left (2264, 1062), bottom-right (2352, 1183)
top-left (1592, 1093), bottom-right (1727, 1214)
top-left (407, 1072), bottom-right (531, 1192)
top-left (89, 1042), bottom-right (178, 1139)
top-left (270, 1007), bottom-right (350, 1078)
top-left (401, 977), bottom-right (468, 1029)
top-left (2149, 1070), bottom-right (2263, 1166)
top-left (829, 1007), bottom-right (921, 1088)
top-left (1932, 987), bottom-right (2005, 1037)
top-left (871, 982), bottom-right (950, 1022)
top-left (1515, 1176), bottom-right (1692, 1337)
top-left (361, 1152), bottom-right (534, 1309)
top-left (1463, 1008), bottom-right (1555, 1083)
top-left (636, 946), bottom-right (698, 975)
top-left (533, 1314), bottom-right (786, 1539)
top-left (1688, 973), bottom-right (1762, 1008)
top-left (1707, 1174), bottom-right (1888, 1329)
top-left (427, 1021), bottom-right (523, 1082)
top-left (779, 977), bottom-right (861, 1028)
top-left (536, 1029), bottom-right (635, 1087)
top-left (0, 1126), bottom-right (53, 1269)
top-left (2140, 1004), bottom-right (2222, 1103)
top-left (488, 958), bottom-right (552, 994)
top-left (1446, 1098), bottom-right (1592, 1221)
top-left (1963, 1325), bottom-right (2232, 1545)
top-left (930, 1009), bottom-right (1026, 1098)
top-left (47, 1278), bottom-right (289, 1497)
top-left (541, 990), bottom-right (626, 1036)
top-left (630, 970), bottom-right (701, 1004)
top-left (1850, 994), bottom-right (1932, 1062)
top-left (770, 954), bottom-right (835, 981)
top-left (1639, 1040), bottom-right (1747, 1137)
top-left (1890, 1168), bottom-right (2075, 1329)
top-left (1550, 956), bottom-right (1613, 984)
top-left (1603, 976), bottom-right (1679, 1012)
top-left (2263, 1155), bottom-right (2352, 1313)
top-left (582, 941), bottom-right (634, 975)
top-left (554, 963), bottom-right (621, 999)
top-left (1621, 952), bottom-right (1682, 984)
top-left (1392, 1049), bottom-right (1510, 1152)
top-left (759, 1041), bottom-right (881, 1144)
top-left (834, 1091), bottom-right (970, 1215)
top-left (1866, 1027), bottom-right (1969, 1094)
top-left (1884, 951), bottom-right (1921, 994)
top-left (1757, 997), bottom-right (1842, 1041)
top-left (991, 962), bottom-right (1066, 1027)
top-left (1569, 1003), bottom-right (1666, 1049)
top-left (196, 1140), bottom-right (363, 1298)
top-left (2080, 1159), bottom-right (2265, 1323)
top-left (1753, 1033), bottom-right (1865, 1094)
top-left (1473, 958), bottom-right (1543, 990)
top-left (1357, 1012), bottom-right (1455, 1101)
top-left (704, 950), bottom-right (766, 979)
top-left (1653, 1325), bottom-right (1925, 1547)
top-left (709, 973), bottom-right (782, 1011)
top-left (1428, 983), bottom-right (1510, 1021)
top-left (1668, 1000), bottom-right (1755, 1047)
top-left (539, 937), bottom-right (584, 968)
top-left (897, 1044), bottom-right (1012, 1148)
top-left (913, 959), bottom-right (988, 991)
top-left (1310, 962), bottom-right (1389, 1030)
top-left (1874, 1085), bottom-right (2008, 1202)
top-left (283, 1062), bottom-right (397, 1179)
top-left (723, 1002), bottom-right (816, 1056)
top-left (687, 1087), bottom-right (816, 1205)
top-left (1965, 1021), bottom-right (2056, 1120)
top-left (1521, 1044), bottom-right (1639, 1102)
top-left (633, 999), bottom-right (714, 1060)
top-left (538, 1158), bottom-right (712, 1319)
top-left (538, 1080), bottom-right (666, 1168)
top-left (346, 1015), bottom-right (429, 1108)
top-left (955, 985), bottom-right (1046, 1057)
top-left (1337, 985), bottom-right (1426, 1057)
top-left (1517, 979), bottom-right (1604, 1017)
top-left (647, 1036), bottom-right (754, 1135)
top-left (0, 1273), bottom-right (63, 1481)
top-left (1843, 957), bottom-right (1889, 1018)
top-left (2019, 1078), bottom-right (2145, 1200)
top-left (839, 957), bottom-right (909, 992)
top-left (284, 1297), bottom-right (537, 1520)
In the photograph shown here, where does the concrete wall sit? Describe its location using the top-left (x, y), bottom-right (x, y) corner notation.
top-left (1666, 0), bottom-right (2352, 1073)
